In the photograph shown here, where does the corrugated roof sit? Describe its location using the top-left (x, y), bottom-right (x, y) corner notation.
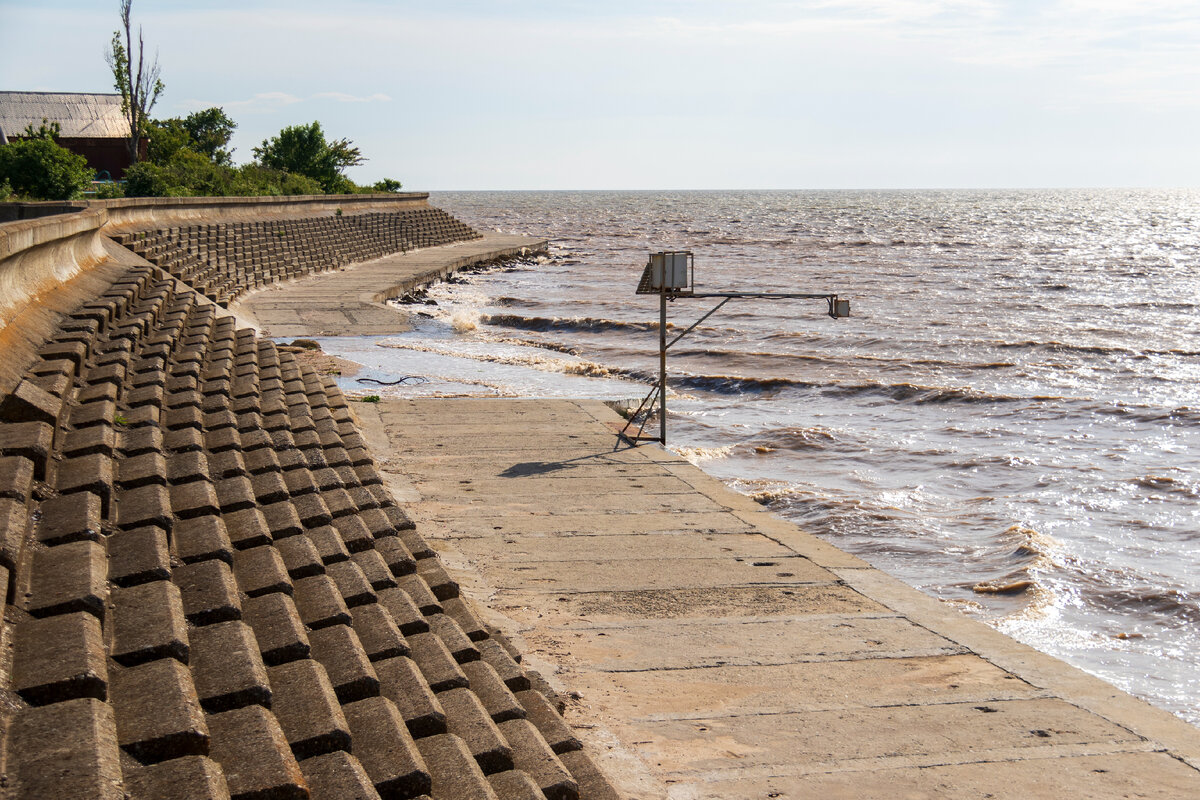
top-left (0, 91), bottom-right (130, 140)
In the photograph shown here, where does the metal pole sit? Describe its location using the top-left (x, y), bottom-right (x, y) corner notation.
top-left (659, 288), bottom-right (668, 445)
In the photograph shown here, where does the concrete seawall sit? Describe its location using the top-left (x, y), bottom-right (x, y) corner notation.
top-left (1, 195), bottom-right (1198, 798)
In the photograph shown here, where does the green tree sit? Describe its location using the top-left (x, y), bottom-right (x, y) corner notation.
top-left (147, 107), bottom-right (236, 166)
top-left (0, 121), bottom-right (94, 200)
top-left (373, 178), bottom-right (403, 193)
top-left (106, 0), bottom-right (164, 163)
top-left (181, 107), bottom-right (236, 165)
top-left (253, 121), bottom-right (364, 193)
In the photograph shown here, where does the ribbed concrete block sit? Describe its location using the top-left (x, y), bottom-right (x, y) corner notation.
top-left (487, 769), bottom-right (543, 800)
top-left (169, 450), bottom-right (210, 484)
top-left (191, 620), bottom-right (272, 712)
top-left (13, 612), bottom-right (107, 704)
top-left (394, 574), bottom-right (441, 616)
top-left (171, 480), bottom-right (221, 520)
top-left (426, 613), bottom-right (480, 665)
top-left (0, 496), bottom-right (29, 571)
top-left (294, 573), bottom-right (352, 629)
top-left (174, 515), bottom-right (235, 565)
top-left (125, 755), bottom-right (232, 800)
top-left (515, 690), bottom-right (581, 755)
top-left (414, 733), bottom-right (497, 800)
top-left (36, 491), bottom-right (102, 545)
top-left (275, 534), bottom-right (324, 578)
top-left (108, 526), bottom-right (171, 586)
top-left (351, 603), bottom-right (409, 662)
top-left (343, 696), bottom-right (431, 800)
top-left (463, 662), bottom-right (525, 724)
top-left (260, 501), bottom-right (303, 541)
top-left (307, 624), bottom-right (379, 703)
top-left (440, 688), bottom-right (513, 775)
top-left (10, 698), bottom-right (124, 800)
top-left (111, 580), bottom-right (189, 666)
top-left (111, 658), bottom-right (209, 763)
top-left (442, 597), bottom-right (488, 643)
top-left (374, 536), bottom-right (415, 577)
top-left (206, 706), bottom-right (307, 800)
top-left (375, 656), bottom-right (447, 739)
top-left (327, 560), bottom-right (377, 607)
top-left (374, 589), bottom-right (430, 642)
top-left (118, 483), bottom-right (173, 531)
top-left (331, 514), bottom-right (373, 553)
top-left (224, 506), bottom-right (273, 550)
top-left (242, 593), bottom-right (310, 669)
top-left (28, 539), bottom-right (108, 619)
top-left (174, 559), bottom-right (242, 625)
top-left (268, 659), bottom-right (351, 760)
top-left (351, 550), bottom-right (397, 591)
top-left (477, 639), bottom-right (530, 693)
top-left (63, 424), bottom-right (117, 459)
top-left (557, 749), bottom-right (621, 800)
top-left (0, 456), bottom-right (35, 503)
top-left (496, 718), bottom-right (578, 800)
top-left (405, 632), bottom-right (469, 694)
top-left (233, 545), bottom-right (292, 597)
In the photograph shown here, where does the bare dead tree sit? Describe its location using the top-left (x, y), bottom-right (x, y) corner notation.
top-left (105, 0), bottom-right (164, 162)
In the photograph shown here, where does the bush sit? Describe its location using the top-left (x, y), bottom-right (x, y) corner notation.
top-left (123, 160), bottom-right (188, 197)
top-left (373, 178), bottom-right (403, 193)
top-left (94, 181), bottom-right (125, 199)
top-left (124, 154), bottom-right (326, 198)
top-left (0, 136), bottom-right (94, 200)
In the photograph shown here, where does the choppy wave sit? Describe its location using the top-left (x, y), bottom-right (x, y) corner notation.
top-left (484, 313), bottom-right (658, 335)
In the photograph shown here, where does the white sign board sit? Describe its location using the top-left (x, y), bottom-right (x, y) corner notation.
top-left (649, 252), bottom-right (690, 290)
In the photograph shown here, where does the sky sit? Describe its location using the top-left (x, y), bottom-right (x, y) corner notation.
top-left (2, 1), bottom-right (1199, 190)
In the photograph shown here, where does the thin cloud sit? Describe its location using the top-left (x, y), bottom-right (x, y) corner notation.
top-left (180, 91), bottom-right (389, 114)
top-left (311, 92), bottom-right (392, 103)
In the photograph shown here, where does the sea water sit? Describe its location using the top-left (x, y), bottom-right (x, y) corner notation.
top-left (318, 189), bottom-right (1200, 725)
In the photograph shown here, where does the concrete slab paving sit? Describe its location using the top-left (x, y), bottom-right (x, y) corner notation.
top-left (550, 615), bottom-right (965, 671)
top-left (471, 555), bottom-right (837, 593)
top-left (569, 654), bottom-right (1046, 719)
top-left (450, 532), bottom-right (795, 563)
top-left (356, 397), bottom-right (1200, 799)
top-left (230, 233), bottom-right (546, 336)
top-left (495, 584), bottom-right (887, 625)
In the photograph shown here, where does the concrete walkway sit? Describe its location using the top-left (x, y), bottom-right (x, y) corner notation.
top-left (354, 397), bottom-right (1200, 800)
top-left (229, 233), bottom-right (546, 337)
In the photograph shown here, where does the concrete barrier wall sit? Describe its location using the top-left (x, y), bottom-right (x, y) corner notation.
top-left (0, 193), bottom-right (431, 329)
top-left (0, 207), bottom-right (108, 330)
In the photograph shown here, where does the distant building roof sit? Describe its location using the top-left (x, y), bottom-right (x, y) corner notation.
top-left (0, 91), bottom-right (130, 144)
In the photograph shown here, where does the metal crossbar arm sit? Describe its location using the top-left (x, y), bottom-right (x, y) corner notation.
top-left (666, 297), bottom-right (731, 351)
top-left (688, 292), bottom-right (844, 319)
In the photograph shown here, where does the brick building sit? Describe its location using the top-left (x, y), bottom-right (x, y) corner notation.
top-left (0, 91), bottom-right (146, 180)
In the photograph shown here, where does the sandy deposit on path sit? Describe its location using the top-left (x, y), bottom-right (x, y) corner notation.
top-left (279, 342), bottom-right (362, 379)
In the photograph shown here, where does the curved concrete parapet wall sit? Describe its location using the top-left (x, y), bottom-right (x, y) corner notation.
top-left (97, 192), bottom-right (431, 232)
top-left (0, 193), bottom-right (432, 330)
top-left (0, 207), bottom-right (109, 330)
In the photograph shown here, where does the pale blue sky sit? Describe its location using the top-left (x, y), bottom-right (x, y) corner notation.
top-left (2, 1), bottom-right (1198, 189)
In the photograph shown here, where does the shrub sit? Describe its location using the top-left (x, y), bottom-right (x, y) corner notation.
top-left (0, 133), bottom-right (95, 200)
top-left (373, 178), bottom-right (403, 193)
top-left (94, 181), bottom-right (125, 199)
